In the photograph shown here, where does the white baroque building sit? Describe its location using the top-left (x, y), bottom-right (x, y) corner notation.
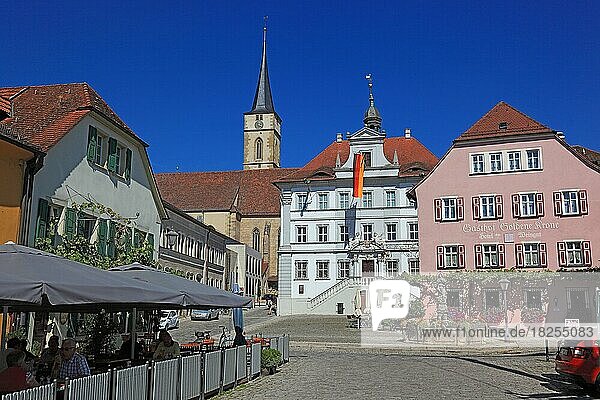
top-left (276, 85), bottom-right (438, 315)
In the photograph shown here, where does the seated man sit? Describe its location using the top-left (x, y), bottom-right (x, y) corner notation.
top-left (119, 335), bottom-right (144, 360)
top-left (52, 339), bottom-right (90, 380)
top-left (0, 338), bottom-right (22, 373)
top-left (0, 351), bottom-right (38, 393)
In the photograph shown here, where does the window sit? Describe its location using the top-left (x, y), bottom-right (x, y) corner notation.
top-left (447, 290), bottom-right (461, 308)
top-left (408, 222), bottom-right (418, 240)
top-left (362, 152), bottom-right (371, 167)
top-left (252, 228), bottom-right (260, 251)
top-left (443, 198), bottom-right (456, 220)
top-left (490, 153), bottom-right (502, 172)
top-left (562, 241), bottom-right (585, 266)
top-left (76, 212), bottom-right (96, 242)
top-left (475, 244), bottom-right (505, 269)
top-left (362, 192), bottom-right (373, 208)
top-left (524, 289), bottom-right (542, 309)
top-left (471, 154), bottom-right (484, 173)
top-left (524, 243), bottom-right (540, 267)
top-left (94, 135), bottom-right (103, 165)
top-left (434, 197), bottom-right (464, 222)
top-left (338, 192), bottom-right (350, 209)
top-left (520, 193), bottom-right (536, 217)
top-left (445, 246), bottom-right (458, 268)
top-left (337, 260), bottom-right (350, 279)
top-left (255, 138), bottom-right (263, 160)
top-left (554, 190), bottom-right (588, 217)
top-left (362, 224), bottom-right (373, 241)
top-left (473, 195), bottom-right (502, 220)
top-left (386, 223), bottom-right (397, 241)
top-left (297, 194), bottom-right (308, 210)
top-left (317, 225), bottom-right (328, 242)
top-left (318, 193), bottom-right (329, 210)
top-left (508, 151), bottom-right (521, 171)
top-left (296, 226), bottom-right (307, 243)
top-left (408, 259), bottom-right (420, 275)
top-left (298, 284), bottom-right (304, 294)
top-left (386, 260), bottom-right (399, 277)
top-left (316, 261), bottom-right (329, 279)
top-left (484, 289), bottom-right (501, 310)
top-left (339, 225), bottom-right (349, 243)
top-left (437, 245), bottom-right (465, 269)
top-left (295, 261), bottom-right (308, 280)
top-left (386, 191), bottom-right (396, 207)
top-left (527, 149), bottom-right (540, 169)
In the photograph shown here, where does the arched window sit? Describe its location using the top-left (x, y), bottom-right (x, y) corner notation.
top-left (255, 138), bottom-right (263, 160)
top-left (252, 228), bottom-right (260, 251)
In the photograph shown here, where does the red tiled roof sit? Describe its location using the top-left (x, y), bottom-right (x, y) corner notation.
top-left (155, 168), bottom-right (299, 216)
top-left (572, 145), bottom-right (600, 166)
top-left (278, 136), bottom-right (438, 182)
top-left (455, 101), bottom-right (553, 142)
top-left (0, 83), bottom-right (146, 152)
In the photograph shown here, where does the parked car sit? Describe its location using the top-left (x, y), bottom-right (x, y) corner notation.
top-left (555, 340), bottom-right (600, 390)
top-left (159, 310), bottom-right (179, 330)
top-left (191, 309), bottom-right (219, 321)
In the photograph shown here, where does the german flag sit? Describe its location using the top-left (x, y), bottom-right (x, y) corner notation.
top-left (353, 153), bottom-right (365, 198)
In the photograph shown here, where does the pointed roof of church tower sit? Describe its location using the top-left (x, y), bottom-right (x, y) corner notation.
top-left (455, 101), bottom-right (553, 141)
top-left (247, 20), bottom-right (276, 115)
top-left (363, 74), bottom-right (382, 132)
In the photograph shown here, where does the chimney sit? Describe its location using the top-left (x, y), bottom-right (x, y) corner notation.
top-left (336, 132), bottom-right (343, 142)
top-left (404, 128), bottom-right (411, 139)
top-left (557, 131), bottom-right (565, 140)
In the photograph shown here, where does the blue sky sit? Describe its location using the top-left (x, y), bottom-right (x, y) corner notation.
top-left (3, 1), bottom-right (599, 172)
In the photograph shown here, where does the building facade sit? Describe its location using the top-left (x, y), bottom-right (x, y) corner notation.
top-left (0, 124), bottom-right (44, 245)
top-left (0, 83), bottom-right (166, 256)
top-left (277, 84), bottom-right (438, 315)
top-left (158, 202), bottom-right (227, 288)
top-left (412, 102), bottom-right (600, 272)
top-left (226, 240), bottom-right (262, 299)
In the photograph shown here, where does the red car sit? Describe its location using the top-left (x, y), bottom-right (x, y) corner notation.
top-left (555, 340), bottom-right (600, 389)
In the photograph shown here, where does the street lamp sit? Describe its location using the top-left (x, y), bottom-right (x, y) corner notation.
top-left (166, 229), bottom-right (178, 249)
top-left (499, 278), bottom-right (510, 342)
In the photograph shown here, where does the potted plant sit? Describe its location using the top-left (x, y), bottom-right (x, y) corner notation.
top-left (261, 348), bottom-right (282, 375)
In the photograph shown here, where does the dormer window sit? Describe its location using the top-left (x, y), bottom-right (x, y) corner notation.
top-left (499, 122), bottom-right (508, 130)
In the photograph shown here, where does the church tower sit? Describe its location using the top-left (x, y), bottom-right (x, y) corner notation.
top-left (243, 22), bottom-right (281, 170)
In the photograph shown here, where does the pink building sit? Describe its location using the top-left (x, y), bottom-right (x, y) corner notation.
top-left (412, 102), bottom-right (600, 272)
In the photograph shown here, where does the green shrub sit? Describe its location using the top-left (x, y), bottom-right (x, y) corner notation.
top-left (261, 348), bottom-right (281, 369)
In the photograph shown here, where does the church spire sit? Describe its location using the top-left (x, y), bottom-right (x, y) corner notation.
top-left (363, 74), bottom-right (382, 132)
top-left (249, 17), bottom-right (275, 114)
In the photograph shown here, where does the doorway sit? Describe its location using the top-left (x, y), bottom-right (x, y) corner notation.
top-left (362, 259), bottom-right (375, 277)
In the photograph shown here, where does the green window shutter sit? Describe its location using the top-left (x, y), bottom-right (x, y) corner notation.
top-left (97, 219), bottom-right (108, 256)
top-left (147, 233), bottom-right (155, 251)
top-left (87, 126), bottom-right (97, 162)
top-left (77, 212), bottom-right (85, 237)
top-left (65, 208), bottom-right (76, 240)
top-left (125, 149), bottom-right (132, 179)
top-left (35, 198), bottom-right (50, 242)
top-left (124, 227), bottom-right (132, 252)
top-left (107, 138), bottom-right (117, 172)
top-left (133, 229), bottom-right (144, 248)
top-left (107, 221), bottom-right (116, 258)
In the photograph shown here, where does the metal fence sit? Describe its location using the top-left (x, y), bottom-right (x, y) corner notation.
top-left (179, 354), bottom-right (202, 400)
top-left (114, 363), bottom-right (148, 400)
top-left (250, 343), bottom-right (261, 378)
top-left (1, 383), bottom-right (56, 400)
top-left (3, 337), bottom-right (291, 400)
top-left (151, 358), bottom-right (179, 400)
top-left (203, 350), bottom-right (221, 395)
top-left (235, 345), bottom-right (247, 383)
top-left (66, 371), bottom-right (111, 400)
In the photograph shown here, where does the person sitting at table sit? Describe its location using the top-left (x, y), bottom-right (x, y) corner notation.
top-left (233, 326), bottom-right (247, 347)
top-left (0, 351), bottom-right (38, 393)
top-left (153, 330), bottom-right (180, 361)
top-left (39, 336), bottom-right (60, 366)
top-left (119, 335), bottom-right (144, 360)
top-left (52, 338), bottom-right (90, 380)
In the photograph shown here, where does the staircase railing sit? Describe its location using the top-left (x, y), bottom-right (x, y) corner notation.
top-left (308, 277), bottom-right (362, 309)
